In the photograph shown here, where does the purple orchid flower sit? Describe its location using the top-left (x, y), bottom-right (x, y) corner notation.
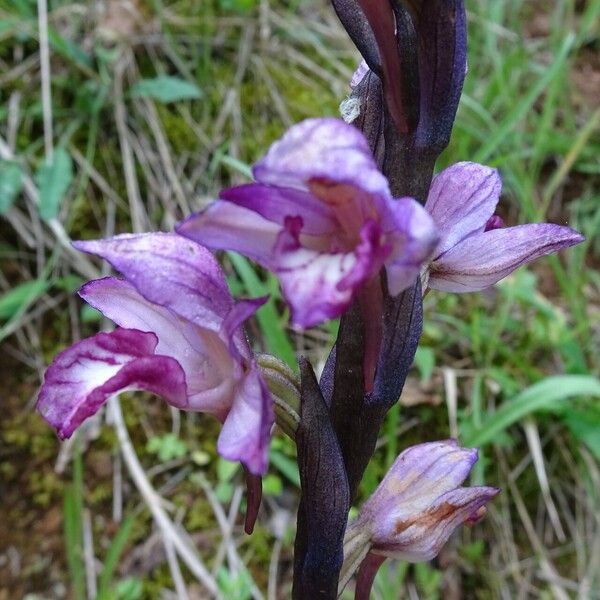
top-left (36, 233), bottom-right (274, 475)
top-left (422, 162), bottom-right (584, 293)
top-left (350, 439), bottom-right (499, 599)
top-left (177, 118), bottom-right (439, 329)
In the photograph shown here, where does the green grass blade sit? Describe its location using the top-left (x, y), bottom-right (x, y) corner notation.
top-left (228, 252), bottom-right (297, 369)
top-left (269, 450), bottom-right (300, 487)
top-left (97, 514), bottom-right (136, 600)
top-left (63, 445), bottom-right (86, 600)
top-left (464, 375), bottom-right (600, 447)
top-left (474, 34), bottom-right (575, 164)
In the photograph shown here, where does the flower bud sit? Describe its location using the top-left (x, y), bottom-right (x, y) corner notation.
top-left (355, 439), bottom-right (498, 561)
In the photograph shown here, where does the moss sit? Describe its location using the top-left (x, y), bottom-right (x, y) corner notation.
top-left (29, 471), bottom-right (63, 507)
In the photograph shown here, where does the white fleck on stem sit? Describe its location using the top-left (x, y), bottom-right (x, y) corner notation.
top-left (108, 396), bottom-right (221, 598)
top-left (37, 0), bottom-right (53, 160)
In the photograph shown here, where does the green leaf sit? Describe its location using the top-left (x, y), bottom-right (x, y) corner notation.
top-left (36, 148), bottom-right (73, 221)
top-left (217, 457), bottom-right (240, 482)
top-left (130, 76), bottom-right (202, 104)
top-left (474, 34), bottom-right (575, 163)
top-left (48, 27), bottom-right (93, 69)
top-left (227, 252), bottom-right (297, 369)
top-left (63, 445), bottom-right (85, 600)
top-left (269, 449), bottom-right (300, 487)
top-left (562, 409), bottom-right (600, 461)
top-left (0, 279), bottom-right (48, 321)
top-left (81, 304), bottom-right (103, 323)
top-left (463, 376), bottom-right (600, 447)
top-left (414, 346), bottom-right (435, 381)
top-left (114, 578), bottom-right (143, 600)
top-left (145, 433), bottom-right (187, 462)
top-left (262, 473), bottom-right (283, 496)
top-left (97, 515), bottom-right (136, 600)
top-left (0, 161), bottom-right (23, 214)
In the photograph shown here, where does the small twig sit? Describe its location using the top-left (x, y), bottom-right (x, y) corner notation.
top-left (523, 420), bottom-right (566, 542)
top-left (108, 396), bottom-right (221, 598)
top-left (499, 450), bottom-right (570, 600)
top-left (442, 367), bottom-right (459, 439)
top-left (36, 0), bottom-right (53, 160)
top-left (212, 486), bottom-right (243, 577)
top-left (0, 135), bottom-right (98, 280)
top-left (83, 509), bottom-right (98, 599)
top-left (164, 537), bottom-right (190, 600)
top-left (114, 54), bottom-right (146, 233)
top-left (267, 538), bottom-right (282, 600)
top-left (112, 451), bottom-right (123, 523)
top-left (200, 478), bottom-right (264, 600)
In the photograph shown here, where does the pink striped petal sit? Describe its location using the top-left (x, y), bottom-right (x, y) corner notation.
top-left (429, 223), bottom-right (584, 292)
top-left (425, 162), bottom-right (501, 257)
top-left (220, 183), bottom-right (338, 236)
top-left (253, 117), bottom-right (390, 198)
top-left (373, 486), bottom-right (499, 562)
top-left (37, 329), bottom-right (187, 439)
top-left (384, 198), bottom-right (439, 295)
top-left (217, 367), bottom-right (274, 475)
top-left (177, 201), bottom-right (282, 269)
top-left (80, 277), bottom-right (236, 416)
top-left (274, 217), bottom-right (390, 327)
top-left (74, 232), bottom-right (232, 329)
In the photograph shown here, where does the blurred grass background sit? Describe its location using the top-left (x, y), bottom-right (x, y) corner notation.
top-left (0, 0), bottom-right (599, 598)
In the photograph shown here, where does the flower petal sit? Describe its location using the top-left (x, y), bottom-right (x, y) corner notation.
top-left (384, 197), bottom-right (439, 295)
top-left (217, 367), bottom-right (274, 475)
top-left (425, 162), bottom-right (501, 257)
top-left (80, 277), bottom-right (235, 415)
top-left (429, 223), bottom-right (584, 292)
top-left (373, 486), bottom-right (499, 562)
top-left (177, 200), bottom-right (281, 269)
top-left (274, 217), bottom-right (389, 328)
top-left (222, 297), bottom-right (269, 363)
top-left (74, 232), bottom-right (232, 329)
top-left (37, 329), bottom-right (187, 439)
top-left (220, 183), bottom-right (338, 236)
top-left (363, 440), bottom-right (480, 520)
top-left (252, 117), bottom-right (390, 198)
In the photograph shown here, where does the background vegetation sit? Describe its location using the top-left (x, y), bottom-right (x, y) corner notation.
top-left (1, 0), bottom-right (599, 598)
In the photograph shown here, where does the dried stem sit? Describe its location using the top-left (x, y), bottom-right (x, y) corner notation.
top-left (108, 396), bottom-right (221, 598)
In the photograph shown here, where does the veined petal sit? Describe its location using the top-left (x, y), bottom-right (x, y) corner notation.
top-left (177, 200), bottom-right (281, 269)
top-left (80, 278), bottom-right (235, 415)
top-left (37, 329), bottom-right (187, 439)
top-left (217, 367), bottom-right (274, 475)
top-left (274, 217), bottom-right (389, 328)
top-left (362, 440), bottom-right (479, 519)
top-left (220, 183), bottom-right (338, 236)
top-left (74, 232), bottom-right (232, 329)
top-left (222, 296), bottom-right (269, 363)
top-left (384, 198), bottom-right (439, 295)
top-left (373, 486), bottom-right (499, 562)
top-left (429, 223), bottom-right (584, 292)
top-left (253, 117), bottom-right (390, 198)
top-left (425, 162), bottom-right (501, 256)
